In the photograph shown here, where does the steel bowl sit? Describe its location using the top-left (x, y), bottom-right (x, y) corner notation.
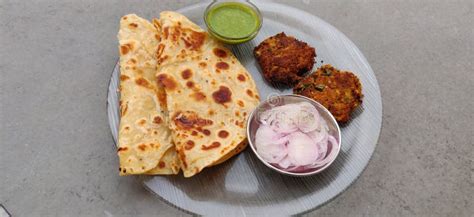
top-left (246, 94), bottom-right (342, 177)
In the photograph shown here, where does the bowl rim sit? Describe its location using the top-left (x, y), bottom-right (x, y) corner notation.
top-left (246, 94), bottom-right (342, 177)
top-left (203, 0), bottom-right (263, 41)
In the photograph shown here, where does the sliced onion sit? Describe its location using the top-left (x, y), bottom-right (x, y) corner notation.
top-left (296, 102), bottom-right (320, 133)
top-left (287, 132), bottom-right (319, 166)
top-left (260, 104), bottom-right (300, 134)
top-left (277, 156), bottom-right (292, 169)
top-left (255, 125), bottom-right (288, 163)
top-left (256, 102), bottom-right (339, 171)
top-left (307, 127), bottom-right (328, 144)
top-left (306, 135), bottom-right (339, 168)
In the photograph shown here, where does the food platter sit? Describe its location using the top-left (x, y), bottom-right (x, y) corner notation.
top-left (107, 1), bottom-right (382, 216)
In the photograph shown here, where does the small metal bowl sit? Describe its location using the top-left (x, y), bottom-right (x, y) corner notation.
top-left (246, 94), bottom-right (342, 177)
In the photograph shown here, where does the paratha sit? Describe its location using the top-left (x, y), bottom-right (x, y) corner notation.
top-left (155, 11), bottom-right (260, 177)
top-left (117, 14), bottom-right (179, 175)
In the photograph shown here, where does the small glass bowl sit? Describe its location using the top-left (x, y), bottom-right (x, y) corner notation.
top-left (204, 0), bottom-right (262, 44)
top-left (246, 94), bottom-right (342, 177)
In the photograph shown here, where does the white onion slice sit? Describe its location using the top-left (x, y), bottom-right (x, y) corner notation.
top-left (260, 104), bottom-right (300, 134)
top-left (296, 102), bottom-right (320, 133)
top-left (307, 127), bottom-right (328, 144)
top-left (277, 156), bottom-right (292, 169)
top-left (255, 125), bottom-right (288, 163)
top-left (287, 132), bottom-right (319, 166)
top-left (306, 135), bottom-right (339, 168)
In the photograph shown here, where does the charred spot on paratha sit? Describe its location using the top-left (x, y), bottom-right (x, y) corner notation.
top-left (120, 75), bottom-right (130, 81)
top-left (185, 140), bottom-right (195, 150)
top-left (156, 44), bottom-right (165, 59)
top-left (163, 27), bottom-right (169, 39)
top-left (234, 120), bottom-right (245, 128)
top-left (157, 90), bottom-right (167, 107)
top-left (246, 89), bottom-right (254, 97)
top-left (158, 55), bottom-right (169, 64)
top-left (202, 129), bottom-right (211, 136)
top-left (186, 81), bottom-right (194, 88)
top-left (216, 62), bottom-right (229, 70)
top-left (181, 31), bottom-right (206, 51)
top-left (208, 110), bottom-right (215, 116)
top-left (157, 74), bottom-right (177, 90)
top-left (237, 100), bottom-right (244, 107)
top-left (120, 43), bottom-right (135, 55)
top-left (213, 48), bottom-right (227, 58)
top-left (120, 102), bottom-right (128, 116)
top-left (181, 69), bottom-right (192, 79)
top-left (202, 142), bottom-right (221, 150)
top-left (173, 111), bottom-right (213, 130)
top-left (218, 130), bottom-right (229, 138)
top-left (171, 26), bottom-right (181, 42)
top-left (237, 74), bottom-right (246, 81)
top-left (118, 147), bottom-right (128, 152)
top-left (191, 91), bottom-right (206, 101)
top-left (153, 116), bottom-right (162, 124)
top-left (138, 144), bottom-right (147, 151)
top-left (138, 119), bottom-right (146, 125)
top-left (212, 86), bottom-right (232, 104)
top-left (158, 161), bottom-right (166, 168)
top-left (135, 78), bottom-right (152, 89)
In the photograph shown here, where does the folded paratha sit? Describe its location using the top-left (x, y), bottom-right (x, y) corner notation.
top-left (117, 14), bottom-right (179, 175)
top-left (155, 11), bottom-right (260, 177)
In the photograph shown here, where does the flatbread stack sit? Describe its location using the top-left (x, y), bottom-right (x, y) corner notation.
top-left (117, 13), bottom-right (260, 177)
top-left (117, 14), bottom-right (180, 175)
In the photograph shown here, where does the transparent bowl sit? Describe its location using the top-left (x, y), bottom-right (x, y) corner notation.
top-left (204, 0), bottom-right (262, 44)
top-left (246, 94), bottom-right (342, 177)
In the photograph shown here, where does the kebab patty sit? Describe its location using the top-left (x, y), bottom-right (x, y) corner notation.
top-left (254, 32), bottom-right (316, 87)
top-left (294, 64), bottom-right (363, 123)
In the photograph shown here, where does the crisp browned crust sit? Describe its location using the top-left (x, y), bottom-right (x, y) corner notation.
top-left (254, 32), bottom-right (316, 87)
top-left (293, 64), bottom-right (363, 123)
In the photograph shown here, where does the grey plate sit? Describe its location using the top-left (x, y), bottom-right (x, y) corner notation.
top-left (107, 2), bottom-right (382, 216)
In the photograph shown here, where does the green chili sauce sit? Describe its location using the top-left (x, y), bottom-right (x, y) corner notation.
top-left (206, 2), bottom-right (260, 39)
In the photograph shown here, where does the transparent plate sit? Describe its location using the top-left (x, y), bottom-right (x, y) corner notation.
top-left (107, 1), bottom-right (382, 216)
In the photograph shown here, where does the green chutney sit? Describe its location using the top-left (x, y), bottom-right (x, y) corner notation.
top-left (206, 2), bottom-right (260, 40)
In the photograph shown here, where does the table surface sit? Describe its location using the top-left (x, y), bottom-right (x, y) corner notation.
top-left (1, 0), bottom-right (472, 216)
